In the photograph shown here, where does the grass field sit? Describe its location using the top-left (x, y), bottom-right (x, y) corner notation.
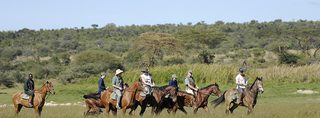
top-left (1, 82), bottom-right (320, 118)
top-left (1, 64), bottom-right (320, 117)
top-left (0, 95), bottom-right (319, 118)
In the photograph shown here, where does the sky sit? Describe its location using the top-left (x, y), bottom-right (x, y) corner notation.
top-left (0, 0), bottom-right (319, 31)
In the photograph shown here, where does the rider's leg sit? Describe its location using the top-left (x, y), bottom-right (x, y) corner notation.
top-left (116, 90), bottom-right (122, 109)
top-left (29, 93), bottom-right (34, 107)
top-left (236, 88), bottom-right (243, 104)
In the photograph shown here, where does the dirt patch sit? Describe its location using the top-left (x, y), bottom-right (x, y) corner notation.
top-left (295, 89), bottom-right (319, 94)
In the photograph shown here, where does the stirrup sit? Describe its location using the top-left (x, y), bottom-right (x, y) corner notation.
top-left (29, 103), bottom-right (33, 107)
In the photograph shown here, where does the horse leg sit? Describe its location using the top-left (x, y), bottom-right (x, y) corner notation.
top-left (178, 107), bottom-right (187, 114)
top-left (112, 109), bottom-right (117, 116)
top-left (193, 107), bottom-right (199, 114)
top-left (247, 105), bottom-right (253, 115)
top-left (38, 107), bottom-right (43, 117)
top-left (139, 104), bottom-right (147, 116)
top-left (129, 103), bottom-right (138, 116)
top-left (122, 106), bottom-right (127, 115)
top-left (229, 103), bottom-right (239, 114)
top-left (225, 102), bottom-right (231, 114)
top-left (14, 104), bottom-right (23, 116)
top-left (34, 107), bottom-right (40, 118)
top-left (105, 105), bottom-right (110, 115)
top-left (204, 106), bottom-right (209, 112)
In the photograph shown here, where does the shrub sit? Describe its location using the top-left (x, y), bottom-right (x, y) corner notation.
top-left (163, 57), bottom-right (185, 66)
top-left (278, 52), bottom-right (299, 64)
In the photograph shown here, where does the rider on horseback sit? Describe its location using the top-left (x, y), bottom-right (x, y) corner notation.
top-left (140, 68), bottom-right (155, 96)
top-left (168, 74), bottom-right (178, 90)
top-left (98, 72), bottom-right (107, 95)
top-left (235, 67), bottom-right (248, 104)
top-left (112, 69), bottom-right (124, 110)
top-left (24, 73), bottom-right (35, 107)
top-left (184, 70), bottom-right (198, 96)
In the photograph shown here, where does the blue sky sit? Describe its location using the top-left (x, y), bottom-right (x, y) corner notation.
top-left (1, 0), bottom-right (319, 31)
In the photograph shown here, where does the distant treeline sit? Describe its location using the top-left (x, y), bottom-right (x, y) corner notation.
top-left (0, 20), bottom-right (320, 87)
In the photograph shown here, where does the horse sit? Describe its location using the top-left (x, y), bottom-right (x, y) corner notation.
top-left (159, 83), bottom-right (221, 114)
top-left (12, 81), bottom-right (55, 117)
top-left (100, 82), bottom-right (141, 115)
top-left (212, 77), bottom-right (264, 114)
top-left (83, 83), bottom-right (131, 116)
top-left (83, 97), bottom-right (105, 116)
top-left (129, 85), bottom-right (178, 116)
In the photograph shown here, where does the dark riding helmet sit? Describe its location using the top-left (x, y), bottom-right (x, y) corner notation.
top-left (28, 73), bottom-right (33, 78)
top-left (141, 68), bottom-right (149, 73)
top-left (239, 67), bottom-right (246, 73)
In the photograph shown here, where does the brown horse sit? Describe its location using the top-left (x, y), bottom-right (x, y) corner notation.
top-left (212, 77), bottom-right (264, 114)
top-left (12, 81), bottom-right (55, 117)
top-left (129, 85), bottom-right (178, 116)
top-left (83, 98), bottom-right (105, 115)
top-left (100, 82), bottom-right (141, 115)
top-left (160, 83), bottom-right (221, 114)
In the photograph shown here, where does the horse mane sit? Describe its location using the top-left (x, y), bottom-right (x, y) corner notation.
top-left (153, 85), bottom-right (170, 91)
top-left (35, 82), bottom-right (48, 92)
top-left (178, 91), bottom-right (194, 96)
top-left (200, 83), bottom-right (218, 90)
top-left (250, 77), bottom-right (261, 90)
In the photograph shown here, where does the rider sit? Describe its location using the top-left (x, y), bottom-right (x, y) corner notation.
top-left (112, 69), bottom-right (124, 110)
top-left (24, 73), bottom-right (35, 107)
top-left (184, 70), bottom-right (198, 96)
top-left (168, 74), bottom-right (178, 90)
top-left (235, 67), bottom-right (248, 104)
top-left (98, 72), bottom-right (107, 95)
top-left (140, 68), bottom-right (155, 96)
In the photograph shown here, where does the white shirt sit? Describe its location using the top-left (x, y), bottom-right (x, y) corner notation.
top-left (235, 73), bottom-right (247, 89)
top-left (141, 74), bottom-right (153, 86)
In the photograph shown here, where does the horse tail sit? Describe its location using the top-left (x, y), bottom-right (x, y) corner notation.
top-left (83, 93), bottom-right (99, 99)
top-left (211, 91), bottom-right (226, 108)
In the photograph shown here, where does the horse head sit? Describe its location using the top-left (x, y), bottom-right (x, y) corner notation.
top-left (45, 81), bottom-right (55, 94)
top-left (202, 83), bottom-right (221, 96)
top-left (254, 77), bottom-right (264, 94)
top-left (164, 86), bottom-right (178, 102)
top-left (211, 83), bottom-right (221, 96)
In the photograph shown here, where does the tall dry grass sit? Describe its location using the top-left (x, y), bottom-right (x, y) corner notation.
top-left (121, 64), bottom-right (320, 85)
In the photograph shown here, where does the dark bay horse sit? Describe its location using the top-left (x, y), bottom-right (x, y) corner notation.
top-left (100, 82), bottom-right (141, 115)
top-left (129, 85), bottom-right (178, 116)
top-left (159, 83), bottom-right (221, 114)
top-left (212, 77), bottom-right (264, 114)
top-left (12, 81), bottom-right (55, 117)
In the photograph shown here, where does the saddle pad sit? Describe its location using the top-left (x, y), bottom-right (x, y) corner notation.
top-left (110, 92), bottom-right (117, 100)
top-left (21, 94), bottom-right (30, 100)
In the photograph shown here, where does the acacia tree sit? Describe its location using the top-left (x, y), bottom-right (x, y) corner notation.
top-left (130, 32), bottom-right (181, 67)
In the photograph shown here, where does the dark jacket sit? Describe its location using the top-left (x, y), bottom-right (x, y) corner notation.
top-left (98, 78), bottom-right (106, 94)
top-left (24, 79), bottom-right (34, 96)
top-left (168, 79), bottom-right (178, 89)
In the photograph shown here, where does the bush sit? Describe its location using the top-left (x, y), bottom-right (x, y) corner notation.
top-left (278, 52), bottom-right (299, 64)
top-left (163, 57), bottom-right (185, 66)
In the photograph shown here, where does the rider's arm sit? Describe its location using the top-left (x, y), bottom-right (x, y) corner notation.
top-left (112, 77), bottom-right (122, 90)
top-left (188, 83), bottom-right (198, 91)
top-left (185, 78), bottom-right (198, 91)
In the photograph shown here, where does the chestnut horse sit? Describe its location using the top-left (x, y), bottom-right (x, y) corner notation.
top-left (212, 77), bottom-right (264, 114)
top-left (12, 81), bottom-right (55, 117)
top-left (129, 85), bottom-right (178, 116)
top-left (100, 82), bottom-right (141, 115)
top-left (159, 83), bottom-right (221, 114)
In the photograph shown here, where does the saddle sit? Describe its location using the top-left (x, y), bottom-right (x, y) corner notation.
top-left (21, 93), bottom-right (30, 100)
top-left (110, 92), bottom-right (117, 100)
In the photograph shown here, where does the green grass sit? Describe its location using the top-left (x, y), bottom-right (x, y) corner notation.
top-left (0, 95), bottom-right (319, 118)
top-left (1, 64), bottom-right (320, 117)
